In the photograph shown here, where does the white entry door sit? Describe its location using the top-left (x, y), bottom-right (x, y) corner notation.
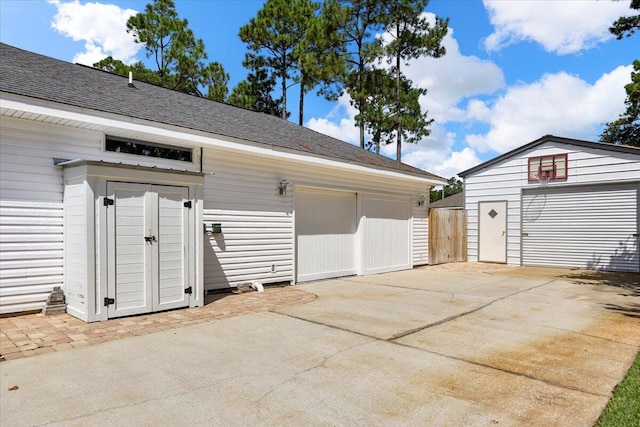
top-left (106, 182), bottom-right (190, 318)
top-left (478, 201), bottom-right (507, 263)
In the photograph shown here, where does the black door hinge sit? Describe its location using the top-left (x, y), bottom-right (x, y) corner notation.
top-left (104, 197), bottom-right (114, 207)
top-left (104, 297), bottom-right (115, 306)
top-left (184, 201), bottom-right (192, 209)
top-left (184, 286), bottom-right (192, 295)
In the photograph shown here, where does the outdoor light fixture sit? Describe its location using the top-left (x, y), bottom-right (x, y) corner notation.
top-left (278, 180), bottom-right (290, 196)
top-left (417, 195), bottom-right (426, 207)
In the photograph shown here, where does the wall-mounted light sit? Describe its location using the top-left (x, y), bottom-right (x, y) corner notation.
top-left (417, 195), bottom-right (426, 207)
top-left (278, 180), bottom-right (290, 196)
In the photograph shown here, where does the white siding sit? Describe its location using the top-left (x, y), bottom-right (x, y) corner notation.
top-left (203, 148), bottom-right (429, 290)
top-left (0, 117), bottom-right (199, 314)
top-left (465, 141), bottom-right (640, 269)
top-left (202, 151), bottom-right (294, 289)
top-left (1, 114), bottom-right (434, 312)
top-left (63, 179), bottom-right (88, 316)
top-left (412, 198), bottom-right (428, 265)
top-left (0, 201), bottom-right (64, 314)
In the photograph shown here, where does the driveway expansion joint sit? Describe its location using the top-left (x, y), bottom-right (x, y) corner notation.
top-left (387, 279), bottom-right (557, 340)
top-left (271, 311), bottom-right (381, 341)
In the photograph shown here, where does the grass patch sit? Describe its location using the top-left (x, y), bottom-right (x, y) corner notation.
top-left (595, 351), bottom-right (640, 427)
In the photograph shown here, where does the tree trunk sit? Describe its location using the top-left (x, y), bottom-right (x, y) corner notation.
top-left (281, 61), bottom-right (287, 120)
top-left (299, 75), bottom-right (305, 126)
top-left (359, 99), bottom-right (365, 149)
top-left (359, 68), bottom-right (365, 149)
top-left (395, 50), bottom-right (402, 162)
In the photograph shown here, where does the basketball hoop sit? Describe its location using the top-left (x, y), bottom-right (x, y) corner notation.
top-left (535, 170), bottom-right (553, 187)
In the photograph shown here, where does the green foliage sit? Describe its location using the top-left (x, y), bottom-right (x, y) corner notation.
top-left (202, 62), bottom-right (229, 102)
top-left (338, 0), bottom-right (387, 148)
top-left (600, 49), bottom-right (639, 145)
top-left (377, 0), bottom-right (449, 162)
top-left (601, 1), bottom-right (639, 146)
top-left (294, 0), bottom-right (347, 124)
top-left (228, 54), bottom-right (286, 117)
top-left (94, 0), bottom-right (228, 99)
top-left (595, 351), bottom-right (640, 427)
top-left (429, 177), bottom-right (462, 202)
top-left (92, 56), bottom-right (160, 85)
top-left (239, 0), bottom-right (318, 121)
top-left (609, 0), bottom-right (640, 39)
top-left (359, 69), bottom-right (430, 154)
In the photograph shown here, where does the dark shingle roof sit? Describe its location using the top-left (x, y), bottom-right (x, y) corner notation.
top-left (459, 134), bottom-right (640, 177)
top-left (0, 43), bottom-right (444, 182)
top-left (429, 192), bottom-right (463, 209)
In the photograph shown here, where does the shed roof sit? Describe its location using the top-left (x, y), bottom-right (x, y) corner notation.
top-left (0, 43), bottom-right (444, 182)
top-left (459, 135), bottom-right (640, 177)
top-left (429, 192), bottom-right (464, 209)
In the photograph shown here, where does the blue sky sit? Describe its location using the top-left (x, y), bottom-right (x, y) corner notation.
top-left (1, 0), bottom-right (637, 178)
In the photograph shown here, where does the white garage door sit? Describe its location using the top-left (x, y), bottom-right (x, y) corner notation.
top-left (522, 183), bottom-right (639, 272)
top-left (361, 195), bottom-right (411, 275)
top-left (296, 188), bottom-right (357, 282)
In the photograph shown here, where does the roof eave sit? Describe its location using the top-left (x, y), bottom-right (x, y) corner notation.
top-left (1, 93), bottom-right (446, 186)
top-left (458, 134), bottom-right (640, 177)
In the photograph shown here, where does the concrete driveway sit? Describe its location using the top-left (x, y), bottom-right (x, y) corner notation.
top-left (1, 265), bottom-right (639, 426)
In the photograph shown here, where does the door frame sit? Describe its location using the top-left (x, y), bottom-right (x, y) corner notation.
top-left (478, 200), bottom-right (508, 263)
top-left (84, 162), bottom-right (203, 322)
top-left (105, 182), bottom-right (192, 319)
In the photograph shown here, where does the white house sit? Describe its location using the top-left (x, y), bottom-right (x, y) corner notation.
top-left (459, 135), bottom-right (640, 273)
top-left (0, 44), bottom-right (446, 321)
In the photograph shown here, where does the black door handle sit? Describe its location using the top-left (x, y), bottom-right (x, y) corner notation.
top-left (144, 236), bottom-right (156, 242)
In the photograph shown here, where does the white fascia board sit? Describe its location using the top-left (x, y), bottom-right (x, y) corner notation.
top-left (1, 94), bottom-right (446, 186)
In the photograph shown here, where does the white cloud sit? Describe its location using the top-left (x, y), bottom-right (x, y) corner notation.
top-left (401, 18), bottom-right (505, 122)
top-left (483, 0), bottom-right (631, 54)
top-left (306, 94), bottom-right (361, 144)
top-left (465, 99), bottom-right (492, 122)
top-left (400, 127), bottom-right (482, 179)
top-left (49, 0), bottom-right (139, 65)
top-left (466, 65), bottom-right (633, 153)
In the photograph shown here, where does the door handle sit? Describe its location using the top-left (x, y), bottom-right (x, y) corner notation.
top-left (144, 236), bottom-right (156, 243)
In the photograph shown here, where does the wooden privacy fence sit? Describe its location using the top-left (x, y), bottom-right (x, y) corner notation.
top-left (429, 209), bottom-right (467, 265)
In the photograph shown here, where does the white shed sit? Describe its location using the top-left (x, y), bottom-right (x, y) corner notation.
top-left (459, 135), bottom-right (640, 273)
top-left (0, 44), bottom-right (445, 321)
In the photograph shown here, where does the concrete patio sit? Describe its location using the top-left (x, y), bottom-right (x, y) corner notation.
top-left (1, 263), bottom-right (638, 426)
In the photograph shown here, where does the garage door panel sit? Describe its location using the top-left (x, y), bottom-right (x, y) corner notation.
top-left (296, 189), bottom-right (356, 282)
top-left (522, 184), bottom-right (639, 273)
top-left (362, 196), bottom-right (410, 275)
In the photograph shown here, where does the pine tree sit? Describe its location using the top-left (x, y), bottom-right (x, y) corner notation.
top-left (337, 0), bottom-right (386, 148)
top-left (600, 60), bottom-right (640, 147)
top-left (228, 54), bottom-right (286, 117)
top-left (377, 0), bottom-right (448, 162)
top-left (601, 1), bottom-right (639, 146)
top-left (239, 0), bottom-right (317, 121)
top-left (94, 0), bottom-right (228, 99)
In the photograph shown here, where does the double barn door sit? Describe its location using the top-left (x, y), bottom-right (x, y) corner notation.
top-left (106, 182), bottom-right (190, 318)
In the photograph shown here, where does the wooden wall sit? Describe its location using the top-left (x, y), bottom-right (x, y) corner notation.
top-left (429, 209), bottom-right (467, 265)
